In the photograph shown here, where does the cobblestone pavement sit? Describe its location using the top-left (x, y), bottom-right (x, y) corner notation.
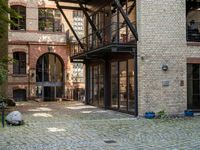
top-left (0, 101), bottom-right (200, 150)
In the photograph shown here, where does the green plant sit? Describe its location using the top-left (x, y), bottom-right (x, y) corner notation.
top-left (0, 0), bottom-right (21, 37)
top-left (0, 57), bottom-right (13, 85)
top-left (157, 110), bottom-right (167, 119)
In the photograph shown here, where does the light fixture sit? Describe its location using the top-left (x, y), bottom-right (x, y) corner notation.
top-left (162, 64), bottom-right (168, 71)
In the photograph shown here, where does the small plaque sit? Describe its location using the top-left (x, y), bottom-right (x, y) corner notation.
top-left (180, 80), bottom-right (184, 86)
top-left (162, 80), bottom-right (170, 86)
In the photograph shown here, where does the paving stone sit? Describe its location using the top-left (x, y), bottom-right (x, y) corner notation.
top-left (0, 101), bottom-right (200, 150)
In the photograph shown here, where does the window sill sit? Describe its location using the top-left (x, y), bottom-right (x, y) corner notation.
top-left (10, 29), bottom-right (26, 32)
top-left (12, 74), bottom-right (27, 77)
top-left (38, 31), bottom-right (64, 34)
top-left (9, 30), bottom-right (65, 35)
top-left (187, 41), bottom-right (200, 46)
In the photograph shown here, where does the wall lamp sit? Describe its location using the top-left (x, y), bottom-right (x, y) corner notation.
top-left (162, 64), bottom-right (168, 71)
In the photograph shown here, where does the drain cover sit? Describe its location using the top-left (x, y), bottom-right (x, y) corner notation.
top-left (104, 140), bottom-right (117, 144)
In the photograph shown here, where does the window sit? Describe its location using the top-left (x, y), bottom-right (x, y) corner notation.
top-left (72, 63), bottom-right (84, 82)
top-left (13, 89), bottom-right (26, 101)
top-left (39, 8), bottom-right (62, 32)
top-left (13, 52), bottom-right (26, 74)
top-left (110, 59), bottom-right (135, 113)
top-left (73, 10), bottom-right (84, 40)
top-left (186, 0), bottom-right (200, 42)
top-left (89, 64), bottom-right (104, 107)
top-left (10, 5), bottom-right (26, 30)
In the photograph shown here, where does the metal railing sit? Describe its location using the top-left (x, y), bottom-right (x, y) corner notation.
top-left (70, 21), bottom-right (136, 57)
top-left (187, 22), bottom-right (200, 42)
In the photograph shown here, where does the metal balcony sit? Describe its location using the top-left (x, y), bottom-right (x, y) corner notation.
top-left (70, 21), bottom-right (137, 58)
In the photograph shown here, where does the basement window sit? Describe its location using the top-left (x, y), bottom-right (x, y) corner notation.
top-left (13, 89), bottom-right (26, 101)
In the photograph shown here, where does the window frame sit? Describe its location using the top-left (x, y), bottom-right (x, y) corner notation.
top-left (38, 8), bottom-right (62, 32)
top-left (13, 52), bottom-right (26, 75)
top-left (10, 5), bottom-right (26, 31)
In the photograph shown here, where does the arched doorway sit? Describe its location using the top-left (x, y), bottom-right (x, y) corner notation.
top-left (36, 53), bottom-right (64, 101)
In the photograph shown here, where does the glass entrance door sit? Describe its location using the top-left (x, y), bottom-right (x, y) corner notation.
top-left (36, 53), bottom-right (64, 101)
top-left (111, 59), bottom-right (135, 113)
top-left (119, 61), bottom-right (127, 111)
top-left (44, 87), bottom-right (55, 101)
top-left (187, 64), bottom-right (200, 109)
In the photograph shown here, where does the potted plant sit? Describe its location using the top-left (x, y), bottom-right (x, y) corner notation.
top-left (144, 111), bottom-right (155, 119)
top-left (184, 110), bottom-right (194, 117)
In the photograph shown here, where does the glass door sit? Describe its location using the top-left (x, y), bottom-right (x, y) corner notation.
top-left (36, 53), bottom-right (64, 101)
top-left (119, 61), bottom-right (127, 111)
top-left (187, 64), bottom-right (200, 109)
top-left (111, 62), bottom-right (119, 109)
top-left (44, 87), bottom-right (55, 101)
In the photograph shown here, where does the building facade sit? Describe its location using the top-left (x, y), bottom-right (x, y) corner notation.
top-left (7, 0), bottom-right (84, 101)
top-left (54, 0), bottom-right (200, 116)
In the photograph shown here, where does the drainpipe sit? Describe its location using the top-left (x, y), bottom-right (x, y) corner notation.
top-left (28, 42), bottom-right (31, 100)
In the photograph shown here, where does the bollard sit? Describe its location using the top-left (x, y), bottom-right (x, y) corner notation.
top-left (0, 101), bottom-right (4, 128)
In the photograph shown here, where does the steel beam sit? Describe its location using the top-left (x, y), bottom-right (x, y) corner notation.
top-left (114, 0), bottom-right (138, 41)
top-left (78, 0), bottom-right (103, 43)
top-left (50, 0), bottom-right (87, 4)
top-left (59, 5), bottom-right (86, 11)
top-left (55, 0), bottom-right (84, 49)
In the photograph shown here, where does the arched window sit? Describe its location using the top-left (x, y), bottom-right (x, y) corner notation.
top-left (13, 52), bottom-right (26, 74)
top-left (13, 89), bottom-right (26, 101)
top-left (10, 5), bottom-right (26, 30)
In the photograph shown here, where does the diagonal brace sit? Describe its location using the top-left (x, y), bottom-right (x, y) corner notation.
top-left (78, 0), bottom-right (103, 43)
top-left (55, 0), bottom-right (84, 49)
top-left (114, 0), bottom-right (138, 41)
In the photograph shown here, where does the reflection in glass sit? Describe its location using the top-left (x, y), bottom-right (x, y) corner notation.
top-left (93, 66), bottom-right (99, 106)
top-left (36, 53), bottom-right (64, 100)
top-left (119, 61), bottom-right (127, 111)
top-left (111, 62), bottom-right (119, 109)
top-left (88, 64), bottom-right (104, 107)
top-left (36, 53), bottom-right (63, 82)
top-left (128, 59), bottom-right (134, 112)
top-left (89, 66), bottom-right (93, 104)
top-left (99, 65), bottom-right (104, 107)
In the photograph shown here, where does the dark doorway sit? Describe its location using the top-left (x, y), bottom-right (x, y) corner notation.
top-left (187, 64), bottom-right (200, 110)
top-left (36, 53), bottom-right (64, 101)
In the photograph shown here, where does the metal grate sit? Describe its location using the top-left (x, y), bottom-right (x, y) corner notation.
top-left (104, 140), bottom-right (117, 144)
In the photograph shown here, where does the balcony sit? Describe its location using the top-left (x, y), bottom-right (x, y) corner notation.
top-left (187, 22), bottom-right (200, 42)
top-left (70, 21), bottom-right (137, 58)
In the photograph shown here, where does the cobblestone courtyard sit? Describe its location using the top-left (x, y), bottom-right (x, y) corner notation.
top-left (0, 101), bottom-right (200, 150)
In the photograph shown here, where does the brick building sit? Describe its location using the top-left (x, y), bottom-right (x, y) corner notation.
top-left (7, 0), bottom-right (84, 101)
top-left (51, 0), bottom-right (200, 116)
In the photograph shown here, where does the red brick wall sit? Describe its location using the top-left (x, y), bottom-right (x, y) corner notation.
top-left (29, 44), bottom-right (70, 69)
